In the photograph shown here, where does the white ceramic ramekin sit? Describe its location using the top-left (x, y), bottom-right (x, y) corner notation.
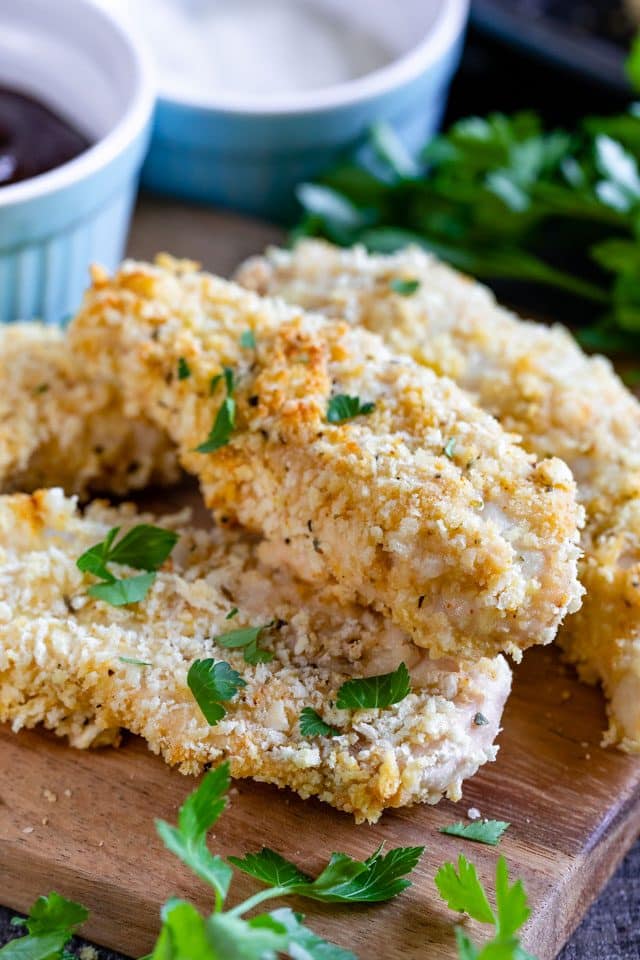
top-left (0, 0), bottom-right (155, 324)
top-left (133, 0), bottom-right (469, 221)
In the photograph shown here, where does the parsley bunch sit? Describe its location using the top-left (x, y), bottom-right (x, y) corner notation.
top-left (1, 763), bottom-right (534, 960)
top-left (293, 39), bottom-right (640, 354)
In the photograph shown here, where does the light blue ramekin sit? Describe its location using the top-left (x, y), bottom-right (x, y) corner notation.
top-left (139, 0), bottom-right (468, 222)
top-left (0, 0), bottom-right (155, 325)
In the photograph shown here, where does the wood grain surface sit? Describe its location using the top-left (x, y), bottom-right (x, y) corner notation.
top-left (0, 200), bottom-right (639, 959)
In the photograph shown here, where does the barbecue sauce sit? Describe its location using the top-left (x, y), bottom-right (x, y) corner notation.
top-left (0, 86), bottom-right (91, 187)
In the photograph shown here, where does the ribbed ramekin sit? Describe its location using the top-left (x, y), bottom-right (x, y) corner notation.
top-left (0, 0), bottom-right (155, 325)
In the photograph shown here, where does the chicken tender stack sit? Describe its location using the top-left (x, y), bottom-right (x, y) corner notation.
top-left (0, 488), bottom-right (511, 822)
top-left (0, 323), bottom-right (179, 496)
top-left (236, 239), bottom-right (640, 750)
top-left (68, 257), bottom-right (583, 663)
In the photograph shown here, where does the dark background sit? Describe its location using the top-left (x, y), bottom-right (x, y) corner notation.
top-left (1, 10), bottom-right (639, 959)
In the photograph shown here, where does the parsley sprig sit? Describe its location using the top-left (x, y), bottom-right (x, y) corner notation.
top-left (76, 524), bottom-right (179, 606)
top-left (436, 854), bottom-right (535, 959)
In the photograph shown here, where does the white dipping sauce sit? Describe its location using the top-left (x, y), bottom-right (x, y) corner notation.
top-left (126, 0), bottom-right (391, 100)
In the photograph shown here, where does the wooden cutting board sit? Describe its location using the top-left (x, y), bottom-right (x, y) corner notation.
top-left (1, 200), bottom-right (639, 960)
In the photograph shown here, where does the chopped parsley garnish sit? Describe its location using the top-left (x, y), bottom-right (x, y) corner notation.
top-left (76, 524), bottom-right (178, 607)
top-left (474, 711), bottom-right (489, 726)
top-left (226, 606), bottom-right (239, 620)
top-left (230, 843), bottom-right (423, 904)
top-left (436, 854), bottom-right (533, 958)
top-left (240, 329), bottom-right (256, 349)
top-left (440, 820), bottom-right (510, 847)
top-left (216, 623), bottom-right (275, 665)
top-left (327, 394), bottom-right (375, 424)
top-left (336, 662), bottom-right (411, 710)
top-left (118, 656), bottom-right (153, 667)
top-left (389, 277), bottom-right (420, 296)
top-left (177, 357), bottom-right (191, 380)
top-left (443, 437), bottom-right (457, 459)
top-left (299, 707), bottom-right (339, 738)
top-left (198, 367), bottom-right (236, 452)
top-left (187, 659), bottom-right (246, 725)
top-left (33, 383), bottom-right (49, 395)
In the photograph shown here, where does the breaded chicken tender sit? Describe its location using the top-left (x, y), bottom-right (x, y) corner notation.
top-left (0, 488), bottom-right (511, 822)
top-left (0, 323), bottom-right (179, 496)
top-left (67, 257), bottom-right (583, 662)
top-left (236, 240), bottom-right (640, 750)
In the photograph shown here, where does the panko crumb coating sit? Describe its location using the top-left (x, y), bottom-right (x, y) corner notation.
top-left (67, 256), bottom-right (583, 662)
top-left (0, 323), bottom-right (179, 497)
top-left (0, 488), bottom-right (511, 823)
top-left (236, 239), bottom-right (640, 750)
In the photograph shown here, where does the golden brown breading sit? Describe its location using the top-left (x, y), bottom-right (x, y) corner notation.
top-left (67, 257), bottom-right (583, 663)
top-left (0, 323), bottom-right (179, 496)
top-left (0, 488), bottom-right (511, 822)
top-left (236, 239), bottom-right (640, 750)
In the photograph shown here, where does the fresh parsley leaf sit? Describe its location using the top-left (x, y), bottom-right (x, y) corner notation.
top-left (230, 843), bottom-right (423, 903)
top-left (266, 907), bottom-right (357, 960)
top-left (229, 848), bottom-right (311, 890)
top-left (178, 357), bottom-right (191, 380)
top-left (118, 656), bottom-right (153, 667)
top-left (299, 707), bottom-right (339, 738)
top-left (76, 525), bottom-right (120, 581)
top-left (494, 856), bottom-right (530, 939)
top-left (187, 659), bottom-right (246, 725)
top-left (627, 33), bottom-right (640, 93)
top-left (389, 277), bottom-right (420, 296)
top-left (435, 855), bottom-right (496, 924)
top-left (23, 893), bottom-right (87, 937)
top-left (240, 330), bottom-right (256, 349)
top-left (371, 121), bottom-right (420, 179)
top-left (439, 821), bottom-right (510, 847)
top-left (443, 437), bottom-right (457, 459)
top-left (88, 571), bottom-right (157, 606)
top-left (196, 397), bottom-right (236, 453)
top-left (156, 764), bottom-right (233, 907)
top-left (151, 900), bottom-right (216, 959)
top-left (0, 892), bottom-right (88, 959)
top-left (106, 524), bottom-right (179, 571)
top-left (327, 394), bottom-right (376, 424)
top-left (336, 662), bottom-right (411, 710)
top-left (216, 623), bottom-right (274, 665)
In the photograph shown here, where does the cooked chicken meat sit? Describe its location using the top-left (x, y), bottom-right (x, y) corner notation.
top-left (0, 323), bottom-right (179, 496)
top-left (236, 239), bottom-right (640, 750)
top-left (67, 256), bottom-right (583, 662)
top-left (0, 488), bottom-right (511, 822)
